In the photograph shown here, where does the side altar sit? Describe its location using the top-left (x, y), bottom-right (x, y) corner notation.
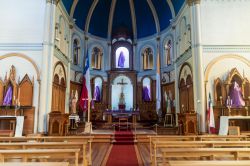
top-left (0, 66), bottom-right (35, 136)
top-left (212, 68), bottom-right (250, 134)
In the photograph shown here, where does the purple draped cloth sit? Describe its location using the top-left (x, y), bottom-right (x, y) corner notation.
top-left (230, 81), bottom-right (245, 107)
top-left (94, 86), bottom-right (101, 102)
top-left (118, 51), bottom-right (125, 68)
top-left (142, 86), bottom-right (151, 102)
top-left (3, 86), bottom-right (13, 106)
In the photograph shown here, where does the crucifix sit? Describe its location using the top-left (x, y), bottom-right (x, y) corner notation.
top-left (117, 78), bottom-right (128, 106)
top-left (117, 78), bottom-right (128, 93)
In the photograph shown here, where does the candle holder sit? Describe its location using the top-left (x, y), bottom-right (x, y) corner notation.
top-left (220, 96), bottom-right (223, 106)
top-left (226, 96), bottom-right (232, 116)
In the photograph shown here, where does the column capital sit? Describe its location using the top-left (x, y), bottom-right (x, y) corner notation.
top-left (46, 0), bottom-right (60, 5)
top-left (187, 0), bottom-right (200, 6)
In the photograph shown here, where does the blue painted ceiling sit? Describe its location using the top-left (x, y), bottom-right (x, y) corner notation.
top-left (62, 0), bottom-right (185, 39)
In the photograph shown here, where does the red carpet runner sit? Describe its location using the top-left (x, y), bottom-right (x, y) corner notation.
top-left (106, 131), bottom-right (139, 166)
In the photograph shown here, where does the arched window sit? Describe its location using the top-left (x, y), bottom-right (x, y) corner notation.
top-left (91, 47), bottom-right (102, 70)
top-left (142, 47), bottom-right (153, 70)
top-left (73, 39), bottom-right (80, 65)
top-left (165, 40), bottom-right (172, 65)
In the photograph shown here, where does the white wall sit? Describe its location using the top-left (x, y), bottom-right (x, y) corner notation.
top-left (200, 1), bottom-right (250, 45)
top-left (0, 0), bottom-right (45, 43)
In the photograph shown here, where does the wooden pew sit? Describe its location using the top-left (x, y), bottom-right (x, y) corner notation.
top-left (197, 135), bottom-right (249, 141)
top-left (0, 142), bottom-right (88, 166)
top-left (148, 135), bottom-right (197, 162)
top-left (0, 162), bottom-right (69, 166)
top-left (151, 141), bottom-right (250, 165)
top-left (0, 149), bottom-right (80, 166)
top-left (0, 136), bottom-right (93, 165)
top-left (168, 160), bottom-right (250, 166)
top-left (148, 135), bottom-right (249, 163)
top-left (161, 148), bottom-right (250, 164)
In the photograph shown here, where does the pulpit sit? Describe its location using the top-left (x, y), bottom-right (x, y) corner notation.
top-left (49, 111), bottom-right (69, 136)
top-left (178, 113), bottom-right (197, 135)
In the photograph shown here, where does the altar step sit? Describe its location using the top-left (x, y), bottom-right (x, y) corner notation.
top-left (112, 131), bottom-right (135, 145)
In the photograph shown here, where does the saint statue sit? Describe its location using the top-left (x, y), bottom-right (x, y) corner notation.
top-left (142, 86), bottom-right (151, 102)
top-left (230, 81), bottom-right (245, 107)
top-left (165, 91), bottom-right (171, 114)
top-left (71, 90), bottom-right (78, 114)
top-left (118, 51), bottom-right (125, 68)
top-left (94, 86), bottom-right (101, 102)
top-left (3, 85), bottom-right (13, 106)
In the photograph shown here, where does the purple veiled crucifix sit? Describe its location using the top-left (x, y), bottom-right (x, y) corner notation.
top-left (3, 85), bottom-right (13, 106)
top-left (230, 81), bottom-right (245, 107)
top-left (118, 51), bottom-right (125, 68)
top-left (94, 86), bottom-right (101, 102)
top-left (142, 86), bottom-right (151, 102)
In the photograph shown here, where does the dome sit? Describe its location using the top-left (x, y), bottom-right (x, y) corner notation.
top-left (62, 0), bottom-right (185, 39)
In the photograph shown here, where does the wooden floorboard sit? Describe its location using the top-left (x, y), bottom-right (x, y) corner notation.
top-left (137, 143), bottom-right (150, 166)
top-left (92, 143), bottom-right (111, 166)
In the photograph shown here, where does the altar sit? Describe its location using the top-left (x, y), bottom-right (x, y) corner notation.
top-left (219, 116), bottom-right (250, 135)
top-left (103, 110), bottom-right (139, 128)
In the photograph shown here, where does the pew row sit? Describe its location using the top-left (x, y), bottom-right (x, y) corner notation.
top-left (0, 136), bottom-right (93, 165)
top-left (148, 135), bottom-right (249, 163)
top-left (0, 162), bottom-right (69, 166)
top-left (161, 148), bottom-right (250, 164)
top-left (0, 142), bottom-right (88, 166)
top-left (168, 161), bottom-right (250, 166)
top-left (0, 149), bottom-right (79, 166)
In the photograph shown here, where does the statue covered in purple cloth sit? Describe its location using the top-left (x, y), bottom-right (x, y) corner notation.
top-left (117, 51), bottom-right (125, 68)
top-left (3, 85), bottom-right (13, 106)
top-left (230, 81), bottom-right (245, 107)
top-left (142, 86), bottom-right (151, 102)
top-left (94, 86), bottom-right (101, 102)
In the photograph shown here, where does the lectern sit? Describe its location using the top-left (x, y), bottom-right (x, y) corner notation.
top-left (178, 113), bottom-right (197, 135)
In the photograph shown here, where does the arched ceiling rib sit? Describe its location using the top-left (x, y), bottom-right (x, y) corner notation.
top-left (62, 0), bottom-right (185, 39)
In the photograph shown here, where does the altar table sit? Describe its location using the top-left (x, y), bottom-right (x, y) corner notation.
top-left (0, 116), bottom-right (24, 137)
top-left (103, 110), bottom-right (139, 128)
top-left (219, 116), bottom-right (250, 135)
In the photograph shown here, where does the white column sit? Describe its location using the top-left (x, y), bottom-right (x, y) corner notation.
top-left (65, 26), bottom-right (73, 114)
top-left (39, 0), bottom-right (57, 133)
top-left (189, 0), bottom-right (206, 133)
top-left (173, 26), bottom-right (180, 126)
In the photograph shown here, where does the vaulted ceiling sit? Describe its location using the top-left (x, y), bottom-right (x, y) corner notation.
top-left (62, 0), bottom-right (185, 39)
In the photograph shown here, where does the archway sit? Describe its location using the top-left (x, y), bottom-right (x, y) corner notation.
top-left (111, 75), bottom-right (133, 110)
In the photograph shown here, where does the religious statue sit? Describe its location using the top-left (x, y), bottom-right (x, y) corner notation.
top-left (3, 85), bottom-right (13, 106)
top-left (142, 86), bottom-right (151, 102)
top-left (117, 78), bottom-right (127, 109)
top-left (94, 86), bottom-right (101, 102)
top-left (118, 51), bottom-right (125, 68)
top-left (165, 91), bottom-right (171, 114)
top-left (71, 90), bottom-right (78, 114)
top-left (119, 91), bottom-right (126, 105)
top-left (230, 81), bottom-right (245, 107)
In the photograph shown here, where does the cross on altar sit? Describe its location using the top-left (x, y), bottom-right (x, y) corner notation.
top-left (117, 79), bottom-right (128, 92)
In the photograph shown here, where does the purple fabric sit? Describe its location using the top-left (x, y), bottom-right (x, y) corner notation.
top-left (3, 86), bottom-right (13, 106)
top-left (94, 86), bottom-right (101, 102)
top-left (230, 81), bottom-right (245, 107)
top-left (118, 51), bottom-right (125, 68)
top-left (142, 86), bottom-right (151, 102)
